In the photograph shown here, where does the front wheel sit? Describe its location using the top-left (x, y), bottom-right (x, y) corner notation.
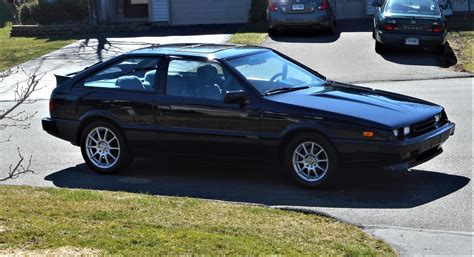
top-left (80, 121), bottom-right (131, 174)
top-left (284, 133), bottom-right (339, 188)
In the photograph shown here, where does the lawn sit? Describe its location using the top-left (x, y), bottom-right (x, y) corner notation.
top-left (448, 31), bottom-right (474, 73)
top-left (0, 2), bottom-right (76, 71)
top-left (0, 186), bottom-right (396, 255)
top-left (227, 22), bottom-right (269, 45)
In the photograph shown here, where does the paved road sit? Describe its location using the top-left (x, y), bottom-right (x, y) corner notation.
top-left (263, 21), bottom-right (471, 84)
top-left (0, 77), bottom-right (472, 255)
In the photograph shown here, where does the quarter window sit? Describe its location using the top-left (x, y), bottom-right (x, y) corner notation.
top-left (83, 57), bottom-right (160, 91)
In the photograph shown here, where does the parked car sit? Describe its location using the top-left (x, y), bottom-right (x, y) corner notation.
top-left (267, 0), bottom-right (335, 34)
top-left (372, 0), bottom-right (448, 53)
top-left (43, 44), bottom-right (455, 188)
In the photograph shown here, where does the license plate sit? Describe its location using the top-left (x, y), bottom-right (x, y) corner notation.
top-left (405, 38), bottom-right (419, 45)
top-left (292, 4), bottom-right (305, 10)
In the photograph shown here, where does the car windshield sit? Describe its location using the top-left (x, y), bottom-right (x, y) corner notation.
top-left (227, 51), bottom-right (325, 95)
top-left (384, 0), bottom-right (441, 15)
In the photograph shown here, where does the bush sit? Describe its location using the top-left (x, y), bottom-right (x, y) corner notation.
top-left (249, 0), bottom-right (268, 22)
top-left (17, 0), bottom-right (89, 25)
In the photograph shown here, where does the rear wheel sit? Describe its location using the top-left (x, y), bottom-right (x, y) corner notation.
top-left (80, 121), bottom-right (131, 174)
top-left (375, 41), bottom-right (385, 53)
top-left (268, 27), bottom-right (278, 36)
top-left (284, 133), bottom-right (339, 188)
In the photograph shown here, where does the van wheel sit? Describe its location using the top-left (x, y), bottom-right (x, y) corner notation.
top-left (80, 121), bottom-right (131, 174)
top-left (284, 133), bottom-right (339, 188)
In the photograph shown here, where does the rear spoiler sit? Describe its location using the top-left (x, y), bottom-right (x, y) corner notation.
top-left (54, 61), bottom-right (103, 86)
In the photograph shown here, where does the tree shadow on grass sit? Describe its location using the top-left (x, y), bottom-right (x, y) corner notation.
top-left (44, 156), bottom-right (470, 209)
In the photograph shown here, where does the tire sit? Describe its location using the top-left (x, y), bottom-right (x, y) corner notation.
top-left (80, 121), bottom-right (131, 174)
top-left (375, 41), bottom-right (385, 54)
top-left (326, 19), bottom-right (335, 34)
top-left (268, 27), bottom-right (278, 36)
top-left (284, 133), bottom-right (339, 188)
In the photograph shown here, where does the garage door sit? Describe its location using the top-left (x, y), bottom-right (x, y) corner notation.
top-left (170, 0), bottom-right (250, 25)
top-left (335, 0), bottom-right (366, 19)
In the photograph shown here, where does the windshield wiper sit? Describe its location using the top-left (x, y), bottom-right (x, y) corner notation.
top-left (264, 86), bottom-right (310, 96)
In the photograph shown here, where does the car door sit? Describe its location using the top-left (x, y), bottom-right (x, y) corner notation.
top-left (71, 56), bottom-right (161, 153)
top-left (154, 57), bottom-right (262, 159)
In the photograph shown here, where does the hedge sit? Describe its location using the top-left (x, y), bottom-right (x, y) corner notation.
top-left (17, 0), bottom-right (89, 25)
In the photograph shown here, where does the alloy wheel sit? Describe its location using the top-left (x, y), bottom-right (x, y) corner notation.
top-left (85, 127), bottom-right (120, 169)
top-left (292, 141), bottom-right (329, 182)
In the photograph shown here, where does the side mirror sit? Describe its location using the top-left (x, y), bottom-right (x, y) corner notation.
top-left (224, 90), bottom-right (248, 105)
top-left (372, 1), bottom-right (381, 7)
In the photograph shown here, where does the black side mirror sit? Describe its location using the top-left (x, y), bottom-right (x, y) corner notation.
top-left (372, 1), bottom-right (381, 7)
top-left (224, 90), bottom-right (248, 105)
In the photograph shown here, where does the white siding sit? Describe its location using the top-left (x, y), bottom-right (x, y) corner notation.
top-left (151, 0), bottom-right (169, 22)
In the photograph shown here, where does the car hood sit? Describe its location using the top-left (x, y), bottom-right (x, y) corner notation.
top-left (264, 82), bottom-right (443, 129)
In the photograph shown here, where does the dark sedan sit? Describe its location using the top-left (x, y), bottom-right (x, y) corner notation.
top-left (372, 0), bottom-right (448, 53)
top-left (42, 44), bottom-right (455, 188)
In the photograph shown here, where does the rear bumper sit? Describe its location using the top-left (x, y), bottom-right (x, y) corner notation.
top-left (334, 122), bottom-right (455, 171)
top-left (42, 117), bottom-right (80, 145)
top-left (375, 29), bottom-right (447, 46)
top-left (269, 13), bottom-right (332, 28)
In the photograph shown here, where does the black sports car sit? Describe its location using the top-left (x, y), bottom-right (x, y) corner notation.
top-left (42, 43), bottom-right (455, 188)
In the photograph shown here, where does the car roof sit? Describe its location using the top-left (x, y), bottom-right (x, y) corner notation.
top-left (127, 43), bottom-right (269, 60)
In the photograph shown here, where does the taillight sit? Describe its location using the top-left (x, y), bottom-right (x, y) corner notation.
top-left (382, 24), bottom-right (399, 31)
top-left (49, 97), bottom-right (54, 113)
top-left (268, 2), bottom-right (279, 11)
top-left (318, 0), bottom-right (329, 10)
top-left (429, 25), bottom-right (442, 33)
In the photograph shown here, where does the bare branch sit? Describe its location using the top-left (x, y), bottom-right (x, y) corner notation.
top-left (0, 148), bottom-right (34, 182)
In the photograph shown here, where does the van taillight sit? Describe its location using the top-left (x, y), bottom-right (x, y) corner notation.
top-left (268, 2), bottom-right (279, 11)
top-left (318, 0), bottom-right (329, 10)
top-left (49, 98), bottom-right (54, 113)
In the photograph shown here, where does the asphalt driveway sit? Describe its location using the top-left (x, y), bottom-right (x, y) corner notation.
top-left (263, 20), bottom-right (471, 83)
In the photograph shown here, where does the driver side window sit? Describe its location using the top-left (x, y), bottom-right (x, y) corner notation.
top-left (166, 59), bottom-right (244, 101)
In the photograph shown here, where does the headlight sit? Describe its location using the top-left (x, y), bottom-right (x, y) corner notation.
top-left (393, 129), bottom-right (399, 137)
top-left (403, 126), bottom-right (410, 136)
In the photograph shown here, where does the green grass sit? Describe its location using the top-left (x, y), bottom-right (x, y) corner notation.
top-left (0, 186), bottom-right (396, 255)
top-left (448, 31), bottom-right (474, 73)
top-left (0, 2), bottom-right (76, 71)
top-left (227, 22), bottom-right (269, 45)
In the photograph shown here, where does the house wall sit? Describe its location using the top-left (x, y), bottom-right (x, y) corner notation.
top-left (150, 0), bottom-right (169, 22)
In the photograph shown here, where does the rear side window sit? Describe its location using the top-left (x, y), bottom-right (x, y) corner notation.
top-left (82, 57), bottom-right (160, 91)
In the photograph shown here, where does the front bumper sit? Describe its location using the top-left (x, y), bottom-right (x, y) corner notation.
top-left (334, 121), bottom-right (455, 171)
top-left (375, 29), bottom-right (447, 46)
top-left (42, 117), bottom-right (80, 145)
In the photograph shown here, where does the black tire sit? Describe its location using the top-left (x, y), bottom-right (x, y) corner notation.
top-left (80, 121), bottom-right (131, 174)
top-left (268, 27), bottom-right (278, 36)
top-left (284, 133), bottom-right (339, 188)
top-left (375, 41), bottom-right (385, 54)
top-left (326, 19), bottom-right (335, 34)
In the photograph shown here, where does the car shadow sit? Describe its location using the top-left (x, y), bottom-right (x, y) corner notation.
top-left (378, 42), bottom-right (458, 68)
top-left (269, 19), bottom-right (372, 44)
top-left (44, 156), bottom-right (470, 209)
